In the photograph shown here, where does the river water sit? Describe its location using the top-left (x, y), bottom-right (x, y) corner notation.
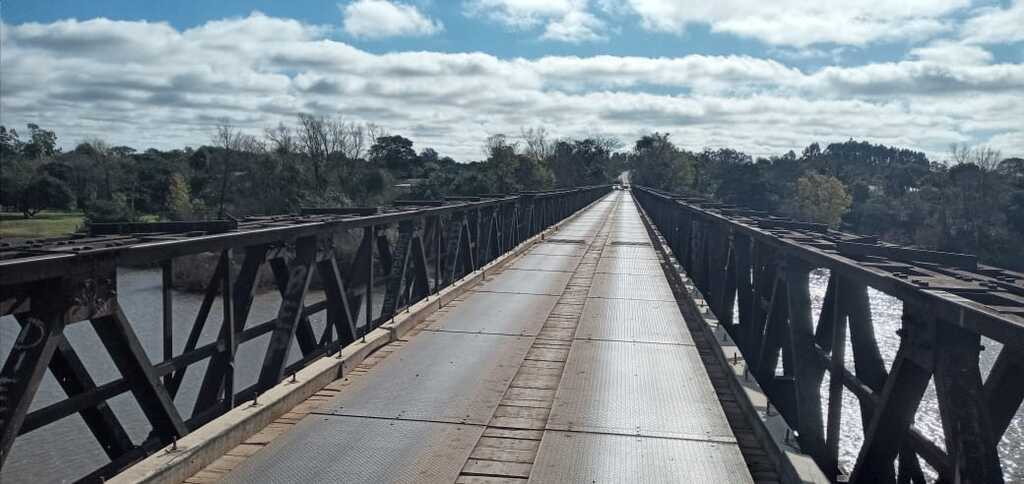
top-left (1, 268), bottom-right (1021, 482)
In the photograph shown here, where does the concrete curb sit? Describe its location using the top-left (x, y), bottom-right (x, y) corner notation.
top-left (111, 195), bottom-right (606, 484)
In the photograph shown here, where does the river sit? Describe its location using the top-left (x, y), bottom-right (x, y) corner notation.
top-left (1, 268), bottom-right (1021, 482)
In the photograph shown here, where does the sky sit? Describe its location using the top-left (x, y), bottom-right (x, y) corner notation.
top-left (1, 0), bottom-right (1022, 161)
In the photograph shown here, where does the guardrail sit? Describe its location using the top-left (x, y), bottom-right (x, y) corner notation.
top-left (633, 186), bottom-right (1023, 484)
top-left (0, 185), bottom-right (610, 481)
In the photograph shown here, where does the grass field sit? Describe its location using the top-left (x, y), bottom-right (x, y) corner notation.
top-left (0, 211), bottom-right (84, 239)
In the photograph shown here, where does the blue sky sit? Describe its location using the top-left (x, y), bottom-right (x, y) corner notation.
top-left (1, 0), bottom-right (1022, 160)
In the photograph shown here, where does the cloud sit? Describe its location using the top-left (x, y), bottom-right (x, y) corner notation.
top-left (909, 40), bottom-right (993, 65)
top-left (342, 0), bottom-right (443, 39)
top-left (619, 0), bottom-right (966, 47)
top-left (960, 0), bottom-right (1024, 44)
top-left (465, 0), bottom-right (606, 42)
top-left (1, 12), bottom-right (1022, 162)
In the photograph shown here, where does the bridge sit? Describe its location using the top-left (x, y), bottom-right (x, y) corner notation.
top-left (1, 186), bottom-right (1022, 483)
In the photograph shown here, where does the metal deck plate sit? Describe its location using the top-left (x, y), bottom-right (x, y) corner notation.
top-left (577, 298), bottom-right (693, 345)
top-left (222, 415), bottom-right (482, 484)
top-left (529, 243), bottom-right (587, 257)
top-left (588, 273), bottom-right (675, 301)
top-left (474, 269), bottom-right (573, 296)
top-left (529, 431), bottom-right (752, 484)
top-left (560, 220), bottom-right (602, 231)
top-left (322, 331), bottom-right (532, 424)
top-left (595, 257), bottom-right (663, 275)
top-left (547, 340), bottom-right (735, 441)
top-left (600, 245), bottom-right (660, 260)
top-left (424, 291), bottom-right (558, 336)
top-left (510, 254), bottom-right (582, 272)
top-left (552, 230), bottom-right (597, 239)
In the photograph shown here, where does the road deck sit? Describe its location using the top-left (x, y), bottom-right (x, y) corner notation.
top-left (216, 191), bottom-right (756, 483)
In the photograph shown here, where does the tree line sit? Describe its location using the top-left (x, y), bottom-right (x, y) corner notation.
top-left (2, 119), bottom-right (1021, 269)
top-left (630, 134), bottom-right (1024, 270)
top-left (0, 119), bottom-right (623, 224)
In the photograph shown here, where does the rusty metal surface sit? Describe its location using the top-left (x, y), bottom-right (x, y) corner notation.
top-left (321, 331), bottom-right (531, 425)
top-left (576, 298), bottom-right (693, 345)
top-left (221, 415), bottom-right (482, 484)
top-left (547, 339), bottom-right (735, 442)
top-left (424, 292), bottom-right (559, 336)
top-left (529, 431), bottom-right (752, 484)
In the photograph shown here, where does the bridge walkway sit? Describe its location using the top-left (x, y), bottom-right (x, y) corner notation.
top-left (213, 190), bottom-right (758, 483)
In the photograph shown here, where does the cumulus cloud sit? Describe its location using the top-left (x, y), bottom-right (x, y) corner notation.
top-left (342, 0), bottom-right (443, 39)
top-left (466, 0), bottom-right (606, 42)
top-left (909, 40), bottom-right (993, 65)
top-left (1, 12), bottom-right (1022, 161)
top-left (960, 0), bottom-right (1024, 44)
top-left (619, 0), bottom-right (965, 47)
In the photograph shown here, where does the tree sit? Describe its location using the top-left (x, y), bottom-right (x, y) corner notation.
top-left (165, 173), bottom-right (194, 220)
top-left (84, 193), bottom-right (136, 223)
top-left (790, 173), bottom-right (851, 227)
top-left (520, 126), bottom-right (553, 162)
top-left (369, 135), bottom-right (417, 176)
top-left (79, 138), bottom-right (117, 199)
top-left (549, 139), bottom-right (612, 187)
top-left (210, 124), bottom-right (261, 215)
top-left (0, 126), bottom-right (23, 158)
top-left (22, 124), bottom-right (59, 160)
top-left (630, 133), bottom-right (694, 191)
top-left (17, 175), bottom-right (75, 218)
top-left (950, 143), bottom-right (1001, 171)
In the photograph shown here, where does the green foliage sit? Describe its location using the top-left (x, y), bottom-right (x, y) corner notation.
top-left (22, 124), bottom-right (59, 160)
top-left (6, 119), bottom-right (1020, 271)
top-left (629, 133), bottom-right (694, 191)
top-left (483, 138), bottom-right (554, 193)
top-left (789, 173), bottom-right (852, 227)
top-left (1, 126), bottom-right (24, 158)
top-left (165, 173), bottom-right (194, 220)
top-left (83, 193), bottom-right (137, 223)
top-left (549, 139), bottom-right (612, 188)
top-left (629, 135), bottom-right (1024, 269)
top-left (369, 135), bottom-right (417, 177)
top-left (19, 175), bottom-right (75, 217)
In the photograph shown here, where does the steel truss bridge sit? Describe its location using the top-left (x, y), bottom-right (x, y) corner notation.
top-left (0, 185), bottom-right (1021, 483)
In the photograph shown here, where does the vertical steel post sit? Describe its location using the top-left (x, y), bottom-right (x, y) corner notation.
top-left (220, 249), bottom-right (235, 408)
top-left (161, 259), bottom-right (173, 387)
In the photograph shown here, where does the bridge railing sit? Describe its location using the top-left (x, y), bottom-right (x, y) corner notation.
top-left (0, 185), bottom-right (610, 481)
top-left (633, 186), bottom-right (1024, 484)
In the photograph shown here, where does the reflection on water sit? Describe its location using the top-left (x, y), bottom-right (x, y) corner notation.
top-left (2, 268), bottom-right (1021, 482)
top-left (806, 269), bottom-right (1023, 481)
